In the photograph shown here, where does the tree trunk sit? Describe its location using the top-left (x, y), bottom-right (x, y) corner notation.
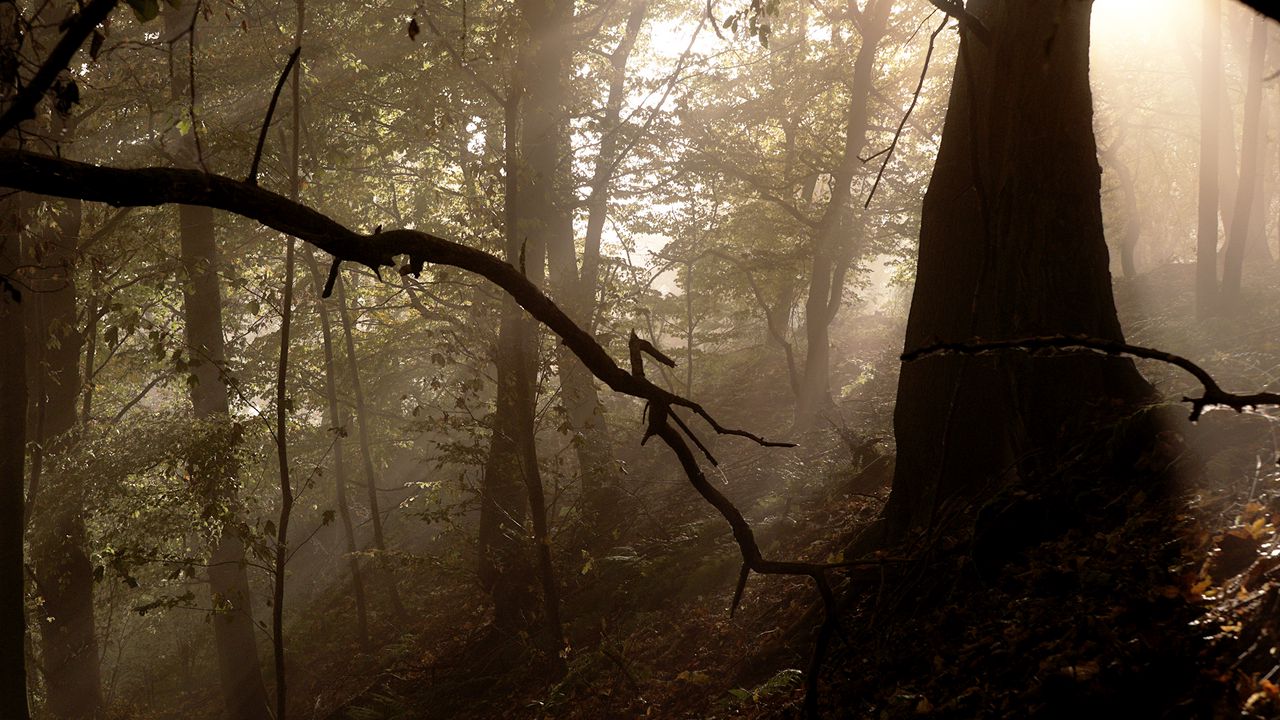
top-left (270, 4), bottom-right (303, 714)
top-left (884, 0), bottom-right (1152, 537)
top-left (164, 9), bottom-right (271, 717)
top-left (26, 192), bottom-right (102, 720)
top-left (545, 1), bottom-right (645, 542)
top-left (794, 0), bottom-right (891, 428)
top-left (333, 274), bottom-right (407, 619)
top-left (0, 4), bottom-right (30, 706)
top-left (1197, 0), bottom-right (1223, 318)
top-left (1221, 14), bottom-right (1266, 307)
top-left (303, 248), bottom-right (370, 649)
top-left (477, 0), bottom-right (570, 646)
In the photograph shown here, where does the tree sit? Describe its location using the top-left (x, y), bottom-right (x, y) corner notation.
top-left (162, 3), bottom-right (272, 716)
top-left (1221, 14), bottom-right (1268, 307)
top-left (0, 5), bottom-right (29, 714)
top-left (884, 0), bottom-right (1154, 537)
top-left (475, 0), bottom-right (569, 649)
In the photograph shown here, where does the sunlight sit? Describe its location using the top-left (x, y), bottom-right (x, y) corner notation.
top-left (1092, 0), bottom-right (1194, 45)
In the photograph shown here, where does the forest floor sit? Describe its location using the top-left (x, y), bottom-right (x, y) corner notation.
top-left (282, 263), bottom-right (1280, 720)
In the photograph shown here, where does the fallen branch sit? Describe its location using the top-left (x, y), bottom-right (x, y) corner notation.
top-left (903, 334), bottom-right (1280, 421)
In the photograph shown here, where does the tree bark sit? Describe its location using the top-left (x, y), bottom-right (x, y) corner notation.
top-left (333, 274), bottom-right (407, 620)
top-left (477, 0), bottom-right (569, 646)
top-left (885, 0), bottom-right (1153, 537)
top-left (303, 248), bottom-right (370, 649)
top-left (549, 0), bottom-right (646, 541)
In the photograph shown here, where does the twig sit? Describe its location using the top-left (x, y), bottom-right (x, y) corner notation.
top-left (863, 15), bottom-right (948, 208)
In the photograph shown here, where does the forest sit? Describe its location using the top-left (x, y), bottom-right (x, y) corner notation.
top-left (5, 0), bottom-right (1280, 717)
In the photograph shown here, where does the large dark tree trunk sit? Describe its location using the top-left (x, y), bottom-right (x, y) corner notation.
top-left (884, 0), bottom-right (1152, 537)
top-left (0, 5), bottom-right (30, 708)
top-left (25, 193), bottom-right (102, 720)
top-left (178, 200), bottom-right (272, 720)
top-left (0, 200), bottom-right (27, 720)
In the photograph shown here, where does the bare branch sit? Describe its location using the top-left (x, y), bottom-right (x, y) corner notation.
top-left (247, 47), bottom-right (302, 186)
top-left (903, 334), bottom-right (1280, 421)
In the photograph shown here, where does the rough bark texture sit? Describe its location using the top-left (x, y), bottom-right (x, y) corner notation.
top-left (884, 0), bottom-right (1152, 537)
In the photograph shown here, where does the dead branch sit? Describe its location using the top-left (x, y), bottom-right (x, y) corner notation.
top-left (902, 334), bottom-right (1280, 421)
top-left (247, 47), bottom-right (302, 186)
top-left (863, 14), bottom-right (948, 208)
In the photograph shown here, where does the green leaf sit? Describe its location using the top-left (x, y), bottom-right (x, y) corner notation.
top-left (126, 0), bottom-right (161, 22)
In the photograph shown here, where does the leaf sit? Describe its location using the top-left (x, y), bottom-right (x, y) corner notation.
top-left (727, 688), bottom-right (753, 702)
top-left (126, 0), bottom-right (161, 22)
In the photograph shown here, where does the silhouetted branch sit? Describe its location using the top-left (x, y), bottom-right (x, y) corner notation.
top-left (864, 14), bottom-right (948, 208)
top-left (0, 0), bottom-right (119, 136)
top-left (927, 0), bottom-right (990, 45)
top-left (903, 334), bottom-right (1280, 421)
top-left (247, 46), bottom-right (302, 186)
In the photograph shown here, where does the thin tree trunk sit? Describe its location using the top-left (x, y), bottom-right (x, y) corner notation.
top-left (548, 0), bottom-right (646, 540)
top-left (303, 249), bottom-right (370, 649)
top-left (333, 274), bottom-right (407, 619)
top-left (1198, 0), bottom-right (1223, 317)
top-left (794, 0), bottom-right (891, 428)
top-left (271, 3), bottom-right (304, 715)
top-left (1221, 15), bottom-right (1266, 307)
top-left (162, 6), bottom-right (272, 717)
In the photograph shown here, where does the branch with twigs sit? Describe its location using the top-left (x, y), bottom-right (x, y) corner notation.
top-left (902, 334), bottom-right (1280, 422)
top-left (0, 144), bottom-right (907, 715)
